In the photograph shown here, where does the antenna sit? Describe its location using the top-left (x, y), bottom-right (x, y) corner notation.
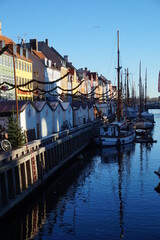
top-left (15, 33), bottom-right (28, 44)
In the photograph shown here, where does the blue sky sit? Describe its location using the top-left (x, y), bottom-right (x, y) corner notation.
top-left (1, 0), bottom-right (160, 98)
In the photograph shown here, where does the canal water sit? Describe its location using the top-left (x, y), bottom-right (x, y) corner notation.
top-left (1, 110), bottom-right (160, 240)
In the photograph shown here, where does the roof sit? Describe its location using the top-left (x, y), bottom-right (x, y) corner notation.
top-left (71, 101), bottom-right (88, 110)
top-left (32, 49), bottom-right (46, 59)
top-left (88, 102), bottom-right (94, 109)
top-left (32, 101), bottom-right (46, 111)
top-left (48, 101), bottom-right (59, 110)
top-left (0, 35), bottom-right (15, 45)
top-left (60, 102), bottom-right (70, 111)
top-left (38, 41), bottom-right (64, 70)
top-left (0, 100), bottom-right (29, 113)
top-left (16, 50), bottom-right (32, 63)
top-left (0, 35), bottom-right (32, 63)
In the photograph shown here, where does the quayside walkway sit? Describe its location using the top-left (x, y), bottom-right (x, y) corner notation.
top-left (0, 120), bottom-right (100, 219)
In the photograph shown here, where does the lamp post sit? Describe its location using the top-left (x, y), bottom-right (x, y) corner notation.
top-left (11, 43), bottom-right (19, 123)
top-left (10, 42), bottom-right (19, 145)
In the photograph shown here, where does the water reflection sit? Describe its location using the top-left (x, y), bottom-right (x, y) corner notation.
top-left (0, 150), bottom-right (95, 240)
top-left (100, 144), bottom-right (135, 239)
top-left (0, 111), bottom-right (160, 240)
top-left (101, 143), bottom-right (135, 164)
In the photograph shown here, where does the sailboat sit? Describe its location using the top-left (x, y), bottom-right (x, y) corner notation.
top-left (134, 65), bottom-right (154, 130)
top-left (124, 68), bottom-right (138, 120)
top-left (94, 31), bottom-right (135, 147)
top-left (140, 68), bottom-right (154, 122)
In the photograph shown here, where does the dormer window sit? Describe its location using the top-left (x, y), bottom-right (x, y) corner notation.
top-left (48, 60), bottom-right (52, 67)
top-left (44, 58), bottom-right (48, 66)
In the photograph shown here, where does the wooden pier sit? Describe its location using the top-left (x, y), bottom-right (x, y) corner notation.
top-left (0, 121), bottom-right (100, 219)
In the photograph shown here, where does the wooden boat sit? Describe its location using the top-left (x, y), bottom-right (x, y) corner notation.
top-left (135, 133), bottom-right (157, 143)
top-left (141, 111), bottom-right (154, 122)
top-left (135, 137), bottom-right (157, 143)
top-left (135, 128), bottom-right (148, 136)
top-left (94, 31), bottom-right (135, 147)
top-left (94, 121), bottom-right (135, 146)
top-left (134, 66), bottom-right (154, 130)
top-left (134, 118), bottom-right (154, 130)
top-left (125, 107), bottom-right (138, 119)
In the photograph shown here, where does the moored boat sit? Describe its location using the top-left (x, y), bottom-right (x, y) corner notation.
top-left (141, 111), bottom-right (154, 122)
top-left (135, 136), bottom-right (157, 143)
top-left (133, 118), bottom-right (154, 129)
top-left (94, 121), bottom-right (135, 146)
top-left (94, 31), bottom-right (135, 147)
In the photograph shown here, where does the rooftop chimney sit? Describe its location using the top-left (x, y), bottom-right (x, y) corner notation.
top-left (0, 40), bottom-right (5, 49)
top-left (45, 39), bottom-right (48, 46)
top-left (30, 39), bottom-right (38, 51)
top-left (0, 21), bottom-right (2, 35)
top-left (64, 55), bottom-right (68, 62)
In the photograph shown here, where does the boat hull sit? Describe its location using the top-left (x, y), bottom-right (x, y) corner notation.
top-left (94, 132), bottom-right (135, 146)
top-left (135, 122), bottom-right (153, 129)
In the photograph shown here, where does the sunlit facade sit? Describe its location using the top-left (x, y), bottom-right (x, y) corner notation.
top-left (0, 51), bottom-right (15, 100)
top-left (16, 47), bottom-right (33, 100)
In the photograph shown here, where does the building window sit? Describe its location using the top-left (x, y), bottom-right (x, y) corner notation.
top-left (0, 56), bottom-right (2, 65)
top-left (19, 61), bottom-right (21, 70)
top-left (3, 56), bottom-right (5, 66)
top-left (3, 75), bottom-right (5, 84)
top-left (22, 62), bottom-right (24, 71)
top-left (24, 63), bottom-right (26, 71)
top-left (9, 58), bottom-right (12, 68)
top-left (6, 57), bottom-right (8, 67)
top-left (27, 64), bottom-right (29, 72)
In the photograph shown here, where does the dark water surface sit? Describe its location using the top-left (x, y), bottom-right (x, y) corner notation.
top-left (1, 110), bottom-right (160, 240)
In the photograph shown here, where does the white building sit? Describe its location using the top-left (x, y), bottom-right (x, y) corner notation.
top-left (96, 103), bottom-right (109, 116)
top-left (88, 103), bottom-right (95, 122)
top-left (19, 101), bottom-right (37, 141)
top-left (82, 103), bottom-right (89, 123)
top-left (44, 58), bottom-right (61, 100)
top-left (33, 101), bottom-right (53, 138)
top-left (60, 102), bottom-right (73, 128)
top-left (0, 101), bottom-right (37, 142)
top-left (73, 105), bottom-right (83, 126)
top-left (48, 101), bottom-right (64, 133)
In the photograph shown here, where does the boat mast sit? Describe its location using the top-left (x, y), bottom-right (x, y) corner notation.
top-left (127, 68), bottom-right (129, 107)
top-left (117, 30), bottom-right (121, 122)
top-left (120, 72), bottom-right (123, 116)
top-left (139, 61), bottom-right (142, 118)
top-left (124, 69), bottom-right (127, 106)
top-left (145, 68), bottom-right (147, 111)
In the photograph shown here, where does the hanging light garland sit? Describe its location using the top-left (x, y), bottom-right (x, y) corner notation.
top-left (0, 43), bottom-right (114, 102)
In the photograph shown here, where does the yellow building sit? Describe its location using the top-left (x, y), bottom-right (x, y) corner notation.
top-left (61, 66), bottom-right (68, 100)
top-left (16, 47), bottom-right (33, 100)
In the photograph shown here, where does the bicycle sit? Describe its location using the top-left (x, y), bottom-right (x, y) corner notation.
top-left (0, 127), bottom-right (12, 151)
top-left (0, 138), bottom-right (12, 151)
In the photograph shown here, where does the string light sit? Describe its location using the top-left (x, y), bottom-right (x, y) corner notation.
top-left (0, 42), bottom-right (114, 102)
